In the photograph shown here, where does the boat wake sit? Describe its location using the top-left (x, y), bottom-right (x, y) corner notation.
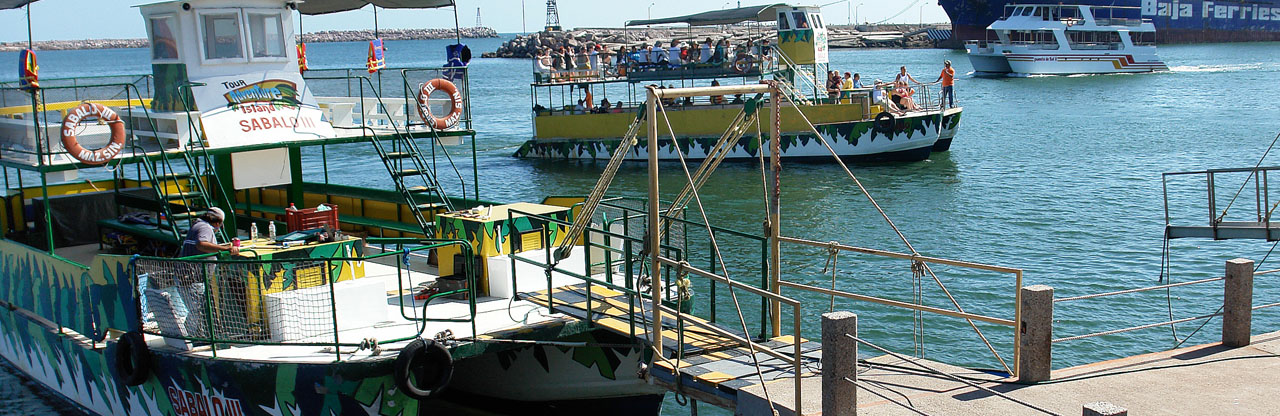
top-left (1169, 63), bottom-right (1269, 73)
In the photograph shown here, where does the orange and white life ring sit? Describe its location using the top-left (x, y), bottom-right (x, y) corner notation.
top-left (417, 78), bottom-right (464, 130)
top-left (60, 102), bottom-right (126, 166)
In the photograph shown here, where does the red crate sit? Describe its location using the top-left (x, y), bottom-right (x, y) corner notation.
top-left (285, 203), bottom-right (339, 232)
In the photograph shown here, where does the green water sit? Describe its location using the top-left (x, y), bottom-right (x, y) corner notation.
top-left (4, 38), bottom-right (1280, 414)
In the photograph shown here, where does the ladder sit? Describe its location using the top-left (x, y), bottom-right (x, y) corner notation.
top-left (120, 123), bottom-right (226, 244)
top-left (368, 127), bottom-right (455, 237)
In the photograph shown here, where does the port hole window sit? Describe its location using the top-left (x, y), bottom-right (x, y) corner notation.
top-left (201, 12), bottom-right (245, 62)
top-left (247, 12), bottom-right (287, 60)
top-left (147, 14), bottom-right (179, 62)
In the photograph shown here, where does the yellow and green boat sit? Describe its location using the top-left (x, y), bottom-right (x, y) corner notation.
top-left (516, 4), bottom-right (963, 163)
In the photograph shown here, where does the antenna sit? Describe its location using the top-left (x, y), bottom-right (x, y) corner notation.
top-left (545, 0), bottom-right (562, 32)
top-left (476, 7), bottom-right (482, 27)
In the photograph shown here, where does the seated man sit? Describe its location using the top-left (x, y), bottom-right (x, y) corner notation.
top-left (179, 207), bottom-right (238, 257)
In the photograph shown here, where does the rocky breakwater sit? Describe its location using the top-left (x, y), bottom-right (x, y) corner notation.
top-left (483, 27), bottom-right (773, 58)
top-left (485, 24), bottom-right (952, 58)
top-left (0, 27), bottom-right (498, 52)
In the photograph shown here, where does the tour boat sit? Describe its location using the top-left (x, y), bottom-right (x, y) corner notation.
top-left (515, 4), bottom-right (963, 163)
top-left (965, 4), bottom-right (1169, 75)
top-left (0, 0), bottom-right (686, 414)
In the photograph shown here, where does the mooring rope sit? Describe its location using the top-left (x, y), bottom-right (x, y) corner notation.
top-left (653, 96), bottom-right (780, 415)
top-left (776, 91), bottom-right (1011, 374)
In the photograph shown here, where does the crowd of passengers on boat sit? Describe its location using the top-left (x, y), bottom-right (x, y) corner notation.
top-left (532, 37), bottom-right (777, 82)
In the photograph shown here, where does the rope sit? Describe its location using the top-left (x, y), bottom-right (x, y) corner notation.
top-left (1054, 311), bottom-right (1223, 343)
top-left (653, 95), bottom-right (779, 416)
top-left (1171, 241), bottom-right (1278, 348)
top-left (1054, 276), bottom-right (1225, 302)
top-left (552, 110), bottom-right (646, 264)
top-left (1215, 129), bottom-right (1280, 223)
top-left (821, 241), bottom-right (839, 312)
top-left (775, 91), bottom-right (1011, 375)
top-left (847, 378), bottom-right (933, 416)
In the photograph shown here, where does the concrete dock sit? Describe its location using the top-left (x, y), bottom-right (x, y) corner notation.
top-left (849, 330), bottom-right (1280, 415)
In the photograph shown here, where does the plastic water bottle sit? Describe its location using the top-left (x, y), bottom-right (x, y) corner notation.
top-left (267, 222), bottom-right (276, 240)
top-left (250, 222), bottom-right (259, 241)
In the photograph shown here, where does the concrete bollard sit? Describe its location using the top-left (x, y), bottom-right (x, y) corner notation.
top-left (1223, 258), bottom-right (1254, 347)
top-left (1082, 401), bottom-right (1128, 416)
top-left (822, 311), bottom-right (858, 416)
top-left (1018, 285), bottom-right (1053, 383)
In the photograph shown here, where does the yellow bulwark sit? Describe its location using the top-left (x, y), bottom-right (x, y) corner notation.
top-left (0, 99), bottom-right (153, 117)
top-left (519, 283), bottom-right (821, 409)
top-left (534, 103), bottom-right (864, 140)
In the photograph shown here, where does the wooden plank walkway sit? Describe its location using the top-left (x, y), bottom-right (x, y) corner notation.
top-left (518, 283), bottom-right (822, 411)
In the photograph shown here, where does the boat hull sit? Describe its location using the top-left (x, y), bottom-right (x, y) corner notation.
top-left (1004, 52), bottom-right (1168, 74)
top-left (516, 109), bottom-right (962, 162)
top-left (965, 46), bottom-right (1013, 74)
top-left (446, 330), bottom-right (666, 413)
top-left (942, 0), bottom-right (1280, 44)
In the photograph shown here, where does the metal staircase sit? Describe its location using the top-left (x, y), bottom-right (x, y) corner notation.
top-left (120, 130), bottom-right (226, 244)
top-left (369, 129), bottom-right (455, 237)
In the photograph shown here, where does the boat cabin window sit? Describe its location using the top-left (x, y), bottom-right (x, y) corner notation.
top-left (778, 13), bottom-right (790, 30)
top-left (1009, 30), bottom-right (1061, 49)
top-left (247, 12), bottom-right (287, 59)
top-left (201, 12), bottom-right (245, 61)
top-left (793, 12), bottom-right (809, 29)
top-left (1027, 7), bottom-right (1039, 17)
top-left (810, 13), bottom-right (824, 29)
top-left (1009, 6), bottom-right (1022, 17)
top-left (1132, 31), bottom-right (1155, 45)
top-left (147, 15), bottom-right (179, 61)
top-left (1066, 30), bottom-right (1123, 49)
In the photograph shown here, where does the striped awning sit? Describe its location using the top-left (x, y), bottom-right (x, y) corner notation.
top-left (925, 29), bottom-right (953, 40)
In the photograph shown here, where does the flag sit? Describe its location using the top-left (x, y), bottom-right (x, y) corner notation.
top-left (297, 43), bottom-right (309, 73)
top-left (366, 39), bottom-right (385, 73)
top-left (18, 49), bottom-right (38, 90)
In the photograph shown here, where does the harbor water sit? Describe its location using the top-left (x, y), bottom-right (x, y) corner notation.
top-left (3, 37), bottom-right (1280, 414)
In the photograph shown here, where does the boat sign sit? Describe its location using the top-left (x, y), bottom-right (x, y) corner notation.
top-left (191, 71), bottom-right (335, 148)
top-left (165, 385), bottom-right (245, 416)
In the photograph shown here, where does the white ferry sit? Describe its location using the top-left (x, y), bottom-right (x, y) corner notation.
top-left (965, 4), bottom-right (1169, 75)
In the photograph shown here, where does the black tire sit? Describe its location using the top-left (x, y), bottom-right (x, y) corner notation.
top-left (460, 45), bottom-right (473, 64)
top-left (394, 339), bottom-right (454, 399)
top-left (874, 111), bottom-right (896, 134)
top-left (114, 330), bottom-right (151, 386)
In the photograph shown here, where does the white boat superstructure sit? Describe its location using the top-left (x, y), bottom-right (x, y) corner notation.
top-left (965, 4), bottom-right (1168, 75)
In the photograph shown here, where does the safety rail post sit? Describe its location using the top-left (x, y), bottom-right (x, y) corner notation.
top-left (822, 311), bottom-right (857, 416)
top-left (1223, 258), bottom-right (1254, 347)
top-left (1019, 285), bottom-right (1053, 383)
top-left (327, 264), bottom-right (341, 361)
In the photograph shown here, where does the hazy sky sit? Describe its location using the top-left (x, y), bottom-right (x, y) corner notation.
top-left (0, 0), bottom-right (949, 42)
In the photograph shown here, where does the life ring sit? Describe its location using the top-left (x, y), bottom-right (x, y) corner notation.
top-left (733, 55), bottom-right (755, 74)
top-left (61, 102), bottom-right (126, 166)
top-left (394, 339), bottom-right (453, 399)
top-left (114, 330), bottom-right (151, 386)
top-left (873, 111), bottom-right (895, 134)
top-left (417, 79), bottom-right (464, 130)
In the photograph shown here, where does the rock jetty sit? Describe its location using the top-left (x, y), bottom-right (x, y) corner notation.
top-left (484, 24), bottom-right (949, 58)
top-left (0, 27), bottom-right (497, 52)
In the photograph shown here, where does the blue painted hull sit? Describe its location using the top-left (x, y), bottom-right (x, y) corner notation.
top-left (941, 0), bottom-right (1280, 43)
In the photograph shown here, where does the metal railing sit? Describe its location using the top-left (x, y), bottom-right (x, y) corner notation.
top-left (775, 236), bottom-right (1024, 376)
top-left (505, 206), bottom-right (805, 413)
top-left (131, 238), bottom-right (476, 361)
top-left (1163, 166), bottom-right (1280, 231)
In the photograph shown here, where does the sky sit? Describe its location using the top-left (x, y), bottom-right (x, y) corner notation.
top-left (0, 0), bottom-right (950, 42)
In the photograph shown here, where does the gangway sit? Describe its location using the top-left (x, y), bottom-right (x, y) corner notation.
top-left (1164, 166), bottom-right (1280, 240)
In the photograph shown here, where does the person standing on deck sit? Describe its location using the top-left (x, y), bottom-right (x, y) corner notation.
top-left (179, 207), bottom-right (238, 257)
top-left (895, 66), bottom-right (920, 85)
top-left (934, 60), bottom-right (956, 109)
